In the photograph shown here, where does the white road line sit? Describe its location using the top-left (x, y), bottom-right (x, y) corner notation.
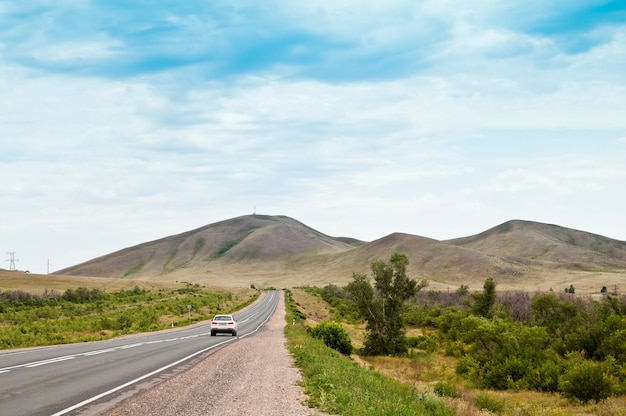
top-left (49, 338), bottom-right (238, 416)
top-left (119, 343), bottom-right (143, 349)
top-left (0, 333), bottom-right (213, 374)
top-left (83, 348), bottom-right (118, 356)
top-left (26, 356), bottom-right (76, 367)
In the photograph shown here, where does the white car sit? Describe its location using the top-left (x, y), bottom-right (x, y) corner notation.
top-left (210, 314), bottom-right (238, 336)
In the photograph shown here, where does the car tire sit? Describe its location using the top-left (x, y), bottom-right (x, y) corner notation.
top-left (210, 331), bottom-right (216, 336)
top-left (232, 331), bottom-right (237, 337)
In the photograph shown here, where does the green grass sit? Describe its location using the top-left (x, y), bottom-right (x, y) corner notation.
top-left (123, 263), bottom-right (145, 276)
top-left (193, 238), bottom-right (205, 256)
top-left (475, 392), bottom-right (505, 414)
top-left (213, 240), bottom-right (240, 258)
top-left (0, 286), bottom-right (257, 349)
top-left (284, 290), bottom-right (454, 416)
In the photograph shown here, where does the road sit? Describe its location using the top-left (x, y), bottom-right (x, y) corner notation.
top-left (0, 290), bottom-right (279, 416)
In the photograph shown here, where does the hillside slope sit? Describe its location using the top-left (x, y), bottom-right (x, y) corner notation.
top-left (446, 220), bottom-right (626, 271)
top-left (54, 216), bottom-right (626, 292)
top-left (56, 215), bottom-right (361, 279)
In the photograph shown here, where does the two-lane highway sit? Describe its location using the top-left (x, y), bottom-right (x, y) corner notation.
top-left (0, 290), bottom-right (280, 416)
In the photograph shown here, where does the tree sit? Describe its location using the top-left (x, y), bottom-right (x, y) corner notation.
top-left (346, 253), bottom-right (427, 355)
top-left (472, 277), bottom-right (496, 318)
top-left (456, 284), bottom-right (470, 296)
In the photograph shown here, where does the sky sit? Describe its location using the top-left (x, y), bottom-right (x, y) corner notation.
top-left (2, 1), bottom-right (626, 274)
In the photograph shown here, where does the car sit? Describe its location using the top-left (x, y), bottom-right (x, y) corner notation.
top-left (210, 314), bottom-right (238, 336)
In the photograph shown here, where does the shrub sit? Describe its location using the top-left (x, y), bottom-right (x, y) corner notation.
top-left (481, 356), bottom-right (529, 390)
top-left (455, 356), bottom-right (479, 378)
top-left (433, 381), bottom-right (458, 398)
top-left (62, 287), bottom-right (105, 303)
top-left (559, 360), bottom-right (612, 404)
top-left (407, 334), bottom-right (438, 353)
top-left (308, 322), bottom-right (353, 355)
top-left (527, 359), bottom-right (561, 392)
top-left (475, 392), bottom-right (505, 414)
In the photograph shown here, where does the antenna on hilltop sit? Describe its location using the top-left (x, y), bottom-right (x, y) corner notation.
top-left (5, 252), bottom-right (18, 271)
top-left (253, 205), bottom-right (256, 215)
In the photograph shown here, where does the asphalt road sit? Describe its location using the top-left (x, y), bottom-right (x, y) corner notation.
top-left (0, 290), bottom-right (279, 416)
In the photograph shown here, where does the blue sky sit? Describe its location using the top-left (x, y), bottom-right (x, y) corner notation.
top-left (2, 1), bottom-right (626, 274)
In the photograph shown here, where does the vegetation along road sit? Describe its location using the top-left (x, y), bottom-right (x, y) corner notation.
top-left (0, 291), bottom-right (279, 416)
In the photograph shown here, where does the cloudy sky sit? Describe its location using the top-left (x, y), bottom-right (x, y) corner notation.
top-left (2, 1), bottom-right (626, 274)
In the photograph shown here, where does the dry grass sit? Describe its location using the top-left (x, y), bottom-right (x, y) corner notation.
top-left (0, 270), bottom-right (173, 293)
top-left (0, 270), bottom-right (258, 301)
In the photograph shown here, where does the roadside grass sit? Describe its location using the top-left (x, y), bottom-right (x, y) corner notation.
top-left (284, 290), bottom-right (455, 416)
top-left (288, 288), bottom-right (626, 416)
top-left (0, 285), bottom-right (258, 349)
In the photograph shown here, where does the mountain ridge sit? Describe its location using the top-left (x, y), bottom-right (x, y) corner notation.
top-left (54, 215), bottom-right (626, 293)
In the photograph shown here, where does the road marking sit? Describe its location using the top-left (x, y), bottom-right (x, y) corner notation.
top-left (119, 343), bottom-right (143, 349)
top-left (26, 356), bottom-right (76, 367)
top-left (49, 337), bottom-right (238, 416)
top-left (83, 348), bottom-right (117, 356)
top-left (0, 332), bottom-right (212, 374)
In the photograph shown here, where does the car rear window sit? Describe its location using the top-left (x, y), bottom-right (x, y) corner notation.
top-left (215, 316), bottom-right (232, 321)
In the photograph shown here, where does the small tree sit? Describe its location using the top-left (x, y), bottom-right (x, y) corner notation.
top-left (472, 277), bottom-right (496, 318)
top-left (346, 253), bottom-right (427, 355)
top-left (456, 285), bottom-right (470, 296)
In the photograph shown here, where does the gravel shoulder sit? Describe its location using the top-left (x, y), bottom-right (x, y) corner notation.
top-left (89, 291), bottom-right (326, 416)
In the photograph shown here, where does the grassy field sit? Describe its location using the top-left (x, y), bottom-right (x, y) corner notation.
top-left (288, 288), bottom-right (626, 416)
top-left (0, 278), bottom-right (257, 349)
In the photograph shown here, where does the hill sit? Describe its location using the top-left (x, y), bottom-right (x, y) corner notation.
top-left (55, 215), bottom-right (363, 288)
top-left (49, 215), bottom-right (626, 294)
top-left (447, 220), bottom-right (626, 271)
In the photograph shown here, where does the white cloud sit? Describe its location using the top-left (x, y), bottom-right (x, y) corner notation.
top-left (1, 1), bottom-right (626, 272)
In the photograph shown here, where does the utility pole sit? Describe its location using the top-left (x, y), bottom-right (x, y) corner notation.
top-left (5, 252), bottom-right (18, 271)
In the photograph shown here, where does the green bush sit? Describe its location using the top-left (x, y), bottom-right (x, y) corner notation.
top-left (433, 381), bottom-right (458, 398)
top-left (527, 359), bottom-right (561, 392)
top-left (559, 360), bottom-right (612, 404)
top-left (482, 356), bottom-right (539, 390)
top-left (407, 334), bottom-right (439, 353)
top-left (308, 322), bottom-right (353, 355)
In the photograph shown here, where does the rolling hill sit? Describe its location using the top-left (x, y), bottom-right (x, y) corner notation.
top-left (51, 215), bottom-right (626, 294)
